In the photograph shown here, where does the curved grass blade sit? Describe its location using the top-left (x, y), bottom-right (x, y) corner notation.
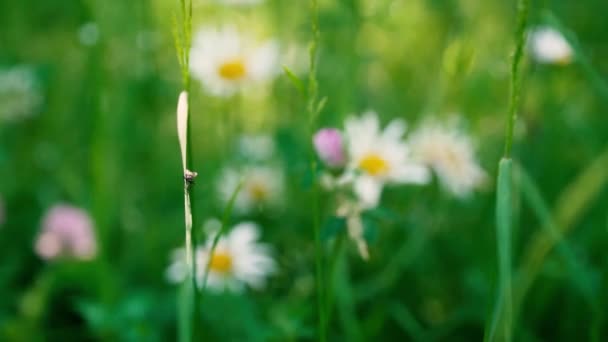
top-left (514, 147), bottom-right (608, 312)
top-left (516, 164), bottom-right (596, 300)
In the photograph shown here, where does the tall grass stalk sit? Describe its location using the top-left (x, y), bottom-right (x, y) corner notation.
top-left (173, 0), bottom-right (197, 341)
top-left (307, 0), bottom-right (328, 340)
top-left (488, 0), bottom-right (529, 340)
top-left (503, 0), bottom-right (529, 158)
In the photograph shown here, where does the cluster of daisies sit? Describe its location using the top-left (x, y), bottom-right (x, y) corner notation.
top-left (160, 6), bottom-right (577, 292)
top-left (14, 22), bottom-right (572, 294)
top-left (313, 112), bottom-right (486, 259)
top-left (0, 0), bottom-right (576, 299)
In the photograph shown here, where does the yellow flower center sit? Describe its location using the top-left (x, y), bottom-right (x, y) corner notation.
top-left (209, 252), bottom-right (233, 274)
top-left (248, 182), bottom-right (268, 201)
top-left (218, 59), bottom-right (247, 80)
top-left (359, 154), bottom-right (389, 176)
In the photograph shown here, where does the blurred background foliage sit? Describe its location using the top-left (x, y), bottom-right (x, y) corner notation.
top-left (1, 0), bottom-right (608, 340)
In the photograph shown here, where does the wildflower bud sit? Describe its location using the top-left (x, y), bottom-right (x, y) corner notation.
top-left (313, 128), bottom-right (345, 169)
top-left (35, 204), bottom-right (97, 261)
top-left (176, 91), bottom-right (189, 171)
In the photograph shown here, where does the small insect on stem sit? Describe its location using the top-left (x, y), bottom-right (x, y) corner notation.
top-left (184, 169), bottom-right (198, 187)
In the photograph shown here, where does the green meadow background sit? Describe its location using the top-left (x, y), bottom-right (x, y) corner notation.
top-left (1, 0), bottom-right (608, 340)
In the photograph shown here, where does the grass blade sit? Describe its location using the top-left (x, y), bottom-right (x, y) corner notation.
top-left (487, 158), bottom-right (514, 342)
top-left (514, 147), bottom-right (608, 311)
top-left (503, 0), bottom-right (530, 158)
top-left (516, 164), bottom-right (595, 301)
top-left (516, 163), bottom-right (602, 340)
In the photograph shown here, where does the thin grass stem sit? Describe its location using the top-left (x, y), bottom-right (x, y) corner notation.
top-left (504, 0), bottom-right (530, 158)
top-left (307, 0), bottom-right (327, 340)
top-left (488, 0), bottom-right (530, 339)
top-left (173, 0), bottom-right (196, 340)
top-left (200, 180), bottom-right (244, 292)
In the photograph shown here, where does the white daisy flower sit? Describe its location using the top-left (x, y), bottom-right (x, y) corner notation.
top-left (529, 27), bottom-right (573, 65)
top-left (0, 66), bottom-right (43, 122)
top-left (238, 134), bottom-right (275, 161)
top-left (190, 26), bottom-right (279, 97)
top-left (409, 119), bottom-right (486, 197)
top-left (166, 222), bottom-right (276, 292)
top-left (343, 111), bottom-right (430, 208)
top-left (217, 165), bottom-right (284, 213)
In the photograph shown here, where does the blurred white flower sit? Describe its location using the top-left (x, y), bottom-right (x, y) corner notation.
top-left (529, 27), bottom-right (573, 65)
top-left (217, 165), bottom-right (284, 213)
top-left (0, 66), bottom-right (42, 122)
top-left (166, 222), bottom-right (276, 292)
top-left (78, 22), bottom-right (99, 46)
top-left (344, 111), bottom-right (430, 208)
top-left (35, 204), bottom-right (97, 261)
top-left (190, 27), bottom-right (279, 97)
top-left (409, 119), bottom-right (486, 197)
top-left (238, 134), bottom-right (275, 161)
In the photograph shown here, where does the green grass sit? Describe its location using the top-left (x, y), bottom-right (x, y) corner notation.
top-left (1, 0), bottom-right (608, 340)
